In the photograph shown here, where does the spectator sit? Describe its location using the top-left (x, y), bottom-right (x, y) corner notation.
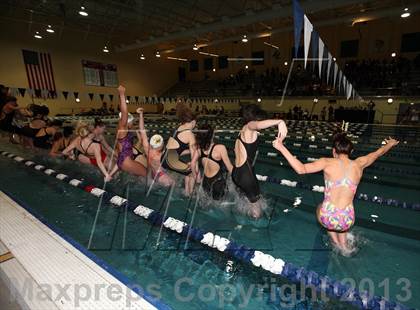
top-left (328, 105), bottom-right (334, 122)
top-left (321, 107), bottom-right (326, 121)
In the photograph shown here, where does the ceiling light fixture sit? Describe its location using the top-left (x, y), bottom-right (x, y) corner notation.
top-left (387, 98), bottom-right (393, 104)
top-left (198, 51), bottom-right (219, 57)
top-left (46, 25), bottom-right (54, 33)
top-left (193, 44), bottom-right (199, 51)
top-left (245, 65), bottom-right (249, 69)
top-left (401, 8), bottom-right (410, 18)
top-left (140, 54), bottom-right (145, 60)
top-left (263, 42), bottom-right (279, 49)
top-left (391, 52), bottom-right (396, 57)
top-left (155, 51), bottom-right (161, 58)
top-left (167, 56), bottom-right (188, 62)
top-left (284, 61), bottom-right (288, 66)
top-left (242, 35), bottom-right (248, 43)
top-left (103, 46), bottom-right (109, 53)
top-left (79, 6), bottom-right (88, 16)
top-left (75, 98), bottom-right (81, 102)
top-left (34, 31), bottom-right (42, 39)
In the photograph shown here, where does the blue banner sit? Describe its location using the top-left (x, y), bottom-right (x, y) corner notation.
top-left (293, 0), bottom-right (304, 58)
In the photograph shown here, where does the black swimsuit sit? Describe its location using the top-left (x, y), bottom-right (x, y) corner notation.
top-left (163, 128), bottom-right (192, 176)
top-left (20, 118), bottom-right (45, 138)
top-left (33, 128), bottom-right (53, 149)
top-left (231, 134), bottom-right (261, 203)
top-left (201, 144), bottom-right (228, 200)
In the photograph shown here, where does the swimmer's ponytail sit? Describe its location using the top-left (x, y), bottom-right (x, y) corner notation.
top-left (75, 121), bottom-right (90, 138)
top-left (196, 124), bottom-right (214, 151)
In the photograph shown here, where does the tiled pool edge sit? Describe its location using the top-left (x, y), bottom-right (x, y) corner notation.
top-left (0, 190), bottom-right (170, 310)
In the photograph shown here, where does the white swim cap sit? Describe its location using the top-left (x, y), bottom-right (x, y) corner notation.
top-left (119, 112), bottom-right (134, 123)
top-left (150, 134), bottom-right (164, 149)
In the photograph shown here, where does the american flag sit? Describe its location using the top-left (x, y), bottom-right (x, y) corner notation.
top-left (22, 50), bottom-right (56, 96)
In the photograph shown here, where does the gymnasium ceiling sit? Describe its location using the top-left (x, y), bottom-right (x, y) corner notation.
top-left (1, 0), bottom-right (419, 54)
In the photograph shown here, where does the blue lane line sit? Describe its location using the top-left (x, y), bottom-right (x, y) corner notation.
top-left (2, 189), bottom-right (172, 310)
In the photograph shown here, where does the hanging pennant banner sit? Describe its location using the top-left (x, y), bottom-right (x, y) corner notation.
top-left (41, 89), bottom-right (49, 99)
top-left (62, 91), bottom-right (69, 100)
top-left (109, 94), bottom-right (114, 102)
top-left (347, 83), bottom-right (353, 100)
top-left (318, 38), bottom-right (324, 78)
top-left (326, 52), bottom-right (332, 83)
top-left (135, 96), bottom-right (139, 104)
top-left (73, 92), bottom-right (79, 100)
top-left (88, 93), bottom-right (94, 101)
top-left (293, 0), bottom-right (304, 58)
top-left (333, 63), bottom-right (338, 89)
top-left (342, 76), bottom-right (347, 97)
top-left (18, 88), bottom-right (26, 97)
top-left (99, 94), bottom-right (105, 101)
top-left (9, 88), bottom-right (18, 97)
top-left (49, 90), bottom-right (57, 99)
top-left (303, 15), bottom-right (313, 69)
top-left (338, 71), bottom-right (342, 93)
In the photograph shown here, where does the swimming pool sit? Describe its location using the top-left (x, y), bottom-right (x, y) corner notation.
top-left (0, 118), bottom-right (419, 309)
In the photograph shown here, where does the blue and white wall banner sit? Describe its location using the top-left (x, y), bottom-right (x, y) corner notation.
top-left (333, 63), bottom-right (338, 89)
top-left (303, 15), bottom-right (313, 69)
top-left (293, 0), bottom-right (304, 58)
top-left (318, 38), bottom-right (324, 77)
top-left (327, 52), bottom-right (332, 83)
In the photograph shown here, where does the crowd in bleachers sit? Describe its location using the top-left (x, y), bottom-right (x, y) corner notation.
top-left (170, 55), bottom-right (420, 98)
top-left (344, 57), bottom-right (412, 91)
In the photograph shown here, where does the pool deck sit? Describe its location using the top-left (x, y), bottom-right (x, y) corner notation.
top-left (0, 191), bottom-right (157, 310)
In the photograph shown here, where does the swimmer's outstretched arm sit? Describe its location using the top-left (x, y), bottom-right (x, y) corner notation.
top-left (248, 119), bottom-right (287, 137)
top-left (137, 108), bottom-right (149, 153)
top-left (355, 137), bottom-right (399, 169)
top-left (108, 163), bottom-right (119, 178)
top-left (273, 137), bottom-right (326, 174)
top-left (117, 85), bottom-right (128, 136)
top-left (247, 119), bottom-right (284, 130)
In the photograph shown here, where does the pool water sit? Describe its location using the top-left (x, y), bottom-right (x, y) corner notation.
top-left (0, 119), bottom-right (419, 309)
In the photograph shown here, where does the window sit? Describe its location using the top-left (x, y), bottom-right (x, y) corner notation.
top-left (218, 56), bottom-right (228, 69)
top-left (189, 60), bottom-right (199, 72)
top-left (401, 32), bottom-right (420, 53)
top-left (340, 40), bottom-right (359, 58)
top-left (204, 58), bottom-right (213, 70)
top-left (252, 51), bottom-right (264, 65)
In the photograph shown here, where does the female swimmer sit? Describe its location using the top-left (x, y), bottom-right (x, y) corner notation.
top-left (137, 108), bottom-right (174, 187)
top-left (192, 123), bottom-right (233, 200)
top-left (232, 104), bottom-right (287, 218)
top-left (273, 132), bottom-right (399, 253)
